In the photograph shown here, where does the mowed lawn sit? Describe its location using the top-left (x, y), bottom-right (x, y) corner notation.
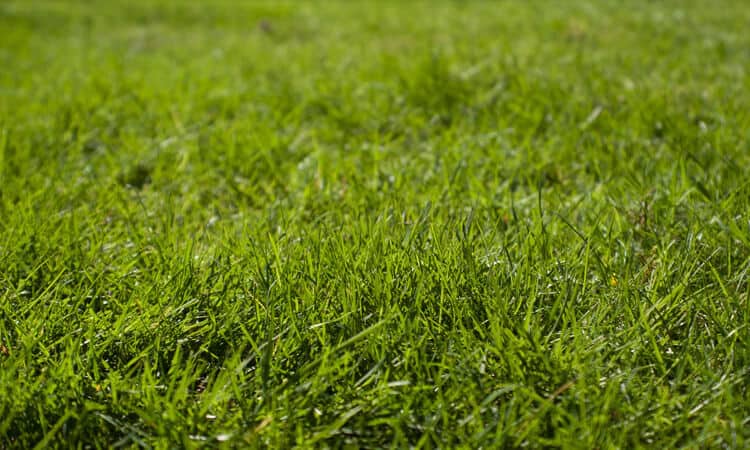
top-left (1, 1), bottom-right (749, 448)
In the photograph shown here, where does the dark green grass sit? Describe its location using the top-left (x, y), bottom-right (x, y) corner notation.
top-left (1, 1), bottom-right (749, 448)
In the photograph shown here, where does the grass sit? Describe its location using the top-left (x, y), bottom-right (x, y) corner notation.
top-left (1, 0), bottom-right (749, 447)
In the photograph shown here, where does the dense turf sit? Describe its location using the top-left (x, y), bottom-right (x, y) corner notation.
top-left (1, 1), bottom-right (749, 448)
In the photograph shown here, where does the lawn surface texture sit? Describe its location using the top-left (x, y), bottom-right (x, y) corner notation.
top-left (1, 1), bottom-right (749, 448)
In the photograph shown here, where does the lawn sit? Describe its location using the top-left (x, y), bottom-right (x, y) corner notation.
top-left (1, 0), bottom-right (749, 448)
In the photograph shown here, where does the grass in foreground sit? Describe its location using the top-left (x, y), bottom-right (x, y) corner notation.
top-left (1, 1), bottom-right (749, 448)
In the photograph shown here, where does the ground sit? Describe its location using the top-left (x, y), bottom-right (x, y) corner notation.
top-left (1, 1), bottom-right (749, 448)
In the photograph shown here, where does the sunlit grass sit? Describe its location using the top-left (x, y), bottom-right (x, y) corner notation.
top-left (1, 1), bottom-right (749, 447)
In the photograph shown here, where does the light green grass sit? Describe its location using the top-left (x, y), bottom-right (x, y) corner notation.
top-left (1, 1), bottom-right (749, 448)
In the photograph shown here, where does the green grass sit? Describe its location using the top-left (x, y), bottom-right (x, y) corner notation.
top-left (1, 0), bottom-right (749, 447)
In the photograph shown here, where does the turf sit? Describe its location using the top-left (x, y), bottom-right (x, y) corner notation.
top-left (1, 0), bottom-right (749, 448)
